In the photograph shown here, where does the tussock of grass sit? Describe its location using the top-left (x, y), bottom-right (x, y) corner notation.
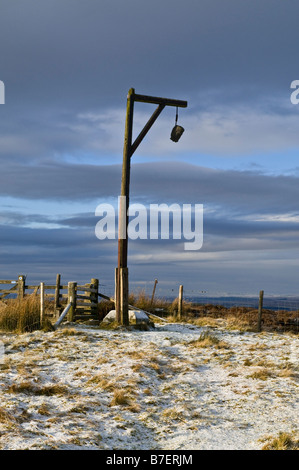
top-left (127, 350), bottom-right (146, 360)
top-left (246, 368), bottom-right (274, 381)
top-left (243, 358), bottom-right (253, 366)
top-left (0, 295), bottom-right (41, 333)
top-left (261, 432), bottom-right (299, 450)
top-left (97, 321), bottom-right (122, 330)
top-left (0, 406), bottom-right (18, 426)
top-left (109, 389), bottom-right (140, 412)
top-left (7, 381), bottom-right (69, 396)
top-left (188, 331), bottom-right (229, 349)
top-left (126, 403), bottom-right (141, 413)
top-left (41, 318), bottom-right (55, 332)
top-left (56, 327), bottom-right (87, 337)
top-left (87, 375), bottom-right (115, 391)
top-left (131, 363), bottom-right (143, 373)
top-left (277, 364), bottom-right (297, 378)
top-left (110, 389), bottom-right (131, 406)
top-left (162, 407), bottom-right (185, 422)
top-left (37, 403), bottom-right (52, 416)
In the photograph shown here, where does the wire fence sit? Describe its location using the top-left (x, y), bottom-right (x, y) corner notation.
top-left (180, 290), bottom-right (299, 333)
top-left (183, 294), bottom-right (299, 312)
top-left (122, 282), bottom-right (299, 333)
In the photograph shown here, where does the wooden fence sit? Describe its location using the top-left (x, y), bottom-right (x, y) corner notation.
top-left (0, 274), bottom-right (108, 324)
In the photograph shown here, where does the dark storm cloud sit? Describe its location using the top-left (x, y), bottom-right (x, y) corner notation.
top-left (130, 162), bottom-right (299, 216)
top-left (2, 204), bottom-right (299, 290)
top-left (1, 0), bottom-right (298, 111)
top-left (0, 221), bottom-right (118, 287)
top-left (0, 161), bottom-right (121, 200)
top-left (0, 223), bottom-right (89, 248)
top-left (1, 0), bottom-right (298, 169)
top-left (1, 160), bottom-right (299, 218)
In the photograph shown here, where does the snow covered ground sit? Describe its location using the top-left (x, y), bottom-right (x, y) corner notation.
top-left (0, 319), bottom-right (298, 450)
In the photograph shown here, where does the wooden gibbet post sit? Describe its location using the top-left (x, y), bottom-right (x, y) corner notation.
top-left (40, 282), bottom-right (45, 326)
top-left (67, 282), bottom-right (77, 322)
top-left (17, 275), bottom-right (25, 300)
top-left (257, 290), bottom-right (264, 332)
top-left (116, 88), bottom-right (135, 327)
top-left (90, 278), bottom-right (99, 316)
top-left (115, 89), bottom-right (188, 326)
top-left (178, 285), bottom-right (183, 320)
top-left (54, 274), bottom-right (61, 319)
top-left (114, 268), bottom-right (119, 319)
top-left (119, 267), bottom-right (128, 324)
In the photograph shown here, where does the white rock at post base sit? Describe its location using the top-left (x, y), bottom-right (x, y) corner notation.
top-left (103, 309), bottom-right (150, 324)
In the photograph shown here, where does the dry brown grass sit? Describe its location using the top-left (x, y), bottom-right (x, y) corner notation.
top-left (126, 350), bottom-right (147, 360)
top-left (109, 389), bottom-right (140, 413)
top-left (0, 406), bottom-right (18, 426)
top-left (7, 381), bottom-right (69, 396)
top-left (0, 295), bottom-right (41, 332)
top-left (128, 290), bottom-right (171, 315)
top-left (37, 403), bottom-right (52, 416)
top-left (188, 331), bottom-right (229, 349)
top-left (110, 389), bottom-right (131, 406)
top-left (261, 432), bottom-right (299, 450)
top-left (168, 298), bottom-right (193, 317)
top-left (277, 365), bottom-right (297, 378)
top-left (246, 368), bottom-right (274, 381)
top-left (189, 304), bottom-right (299, 332)
top-left (87, 374), bottom-right (116, 391)
top-left (97, 299), bottom-right (115, 321)
top-left (162, 407), bottom-right (185, 422)
top-left (56, 327), bottom-right (88, 337)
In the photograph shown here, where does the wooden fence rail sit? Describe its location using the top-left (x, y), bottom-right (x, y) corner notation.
top-left (0, 282), bottom-right (18, 300)
top-left (53, 302), bottom-right (73, 330)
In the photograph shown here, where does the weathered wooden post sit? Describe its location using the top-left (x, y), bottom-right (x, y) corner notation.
top-left (40, 282), bottom-right (45, 326)
top-left (151, 279), bottom-right (158, 306)
top-left (119, 267), bottom-right (128, 324)
top-left (178, 285), bottom-right (183, 320)
top-left (54, 274), bottom-right (61, 319)
top-left (257, 290), bottom-right (264, 332)
top-left (67, 282), bottom-right (77, 322)
top-left (116, 88), bottom-right (135, 327)
top-left (90, 278), bottom-right (99, 317)
top-left (114, 268), bottom-right (119, 314)
top-left (17, 275), bottom-right (25, 300)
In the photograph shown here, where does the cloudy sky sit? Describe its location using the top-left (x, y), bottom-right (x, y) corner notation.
top-left (1, 0), bottom-right (299, 299)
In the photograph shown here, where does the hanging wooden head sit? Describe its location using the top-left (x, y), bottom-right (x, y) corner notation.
top-left (170, 107), bottom-right (185, 142)
top-left (170, 125), bottom-right (185, 142)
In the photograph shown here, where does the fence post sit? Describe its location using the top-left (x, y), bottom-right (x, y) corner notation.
top-left (120, 267), bottom-right (129, 325)
top-left (178, 285), bottom-right (183, 320)
top-left (90, 278), bottom-right (99, 316)
top-left (257, 290), bottom-right (264, 332)
top-left (151, 279), bottom-right (158, 306)
top-left (54, 274), bottom-right (61, 319)
top-left (17, 275), bottom-right (25, 300)
top-left (40, 282), bottom-right (45, 326)
top-left (67, 282), bottom-right (77, 322)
